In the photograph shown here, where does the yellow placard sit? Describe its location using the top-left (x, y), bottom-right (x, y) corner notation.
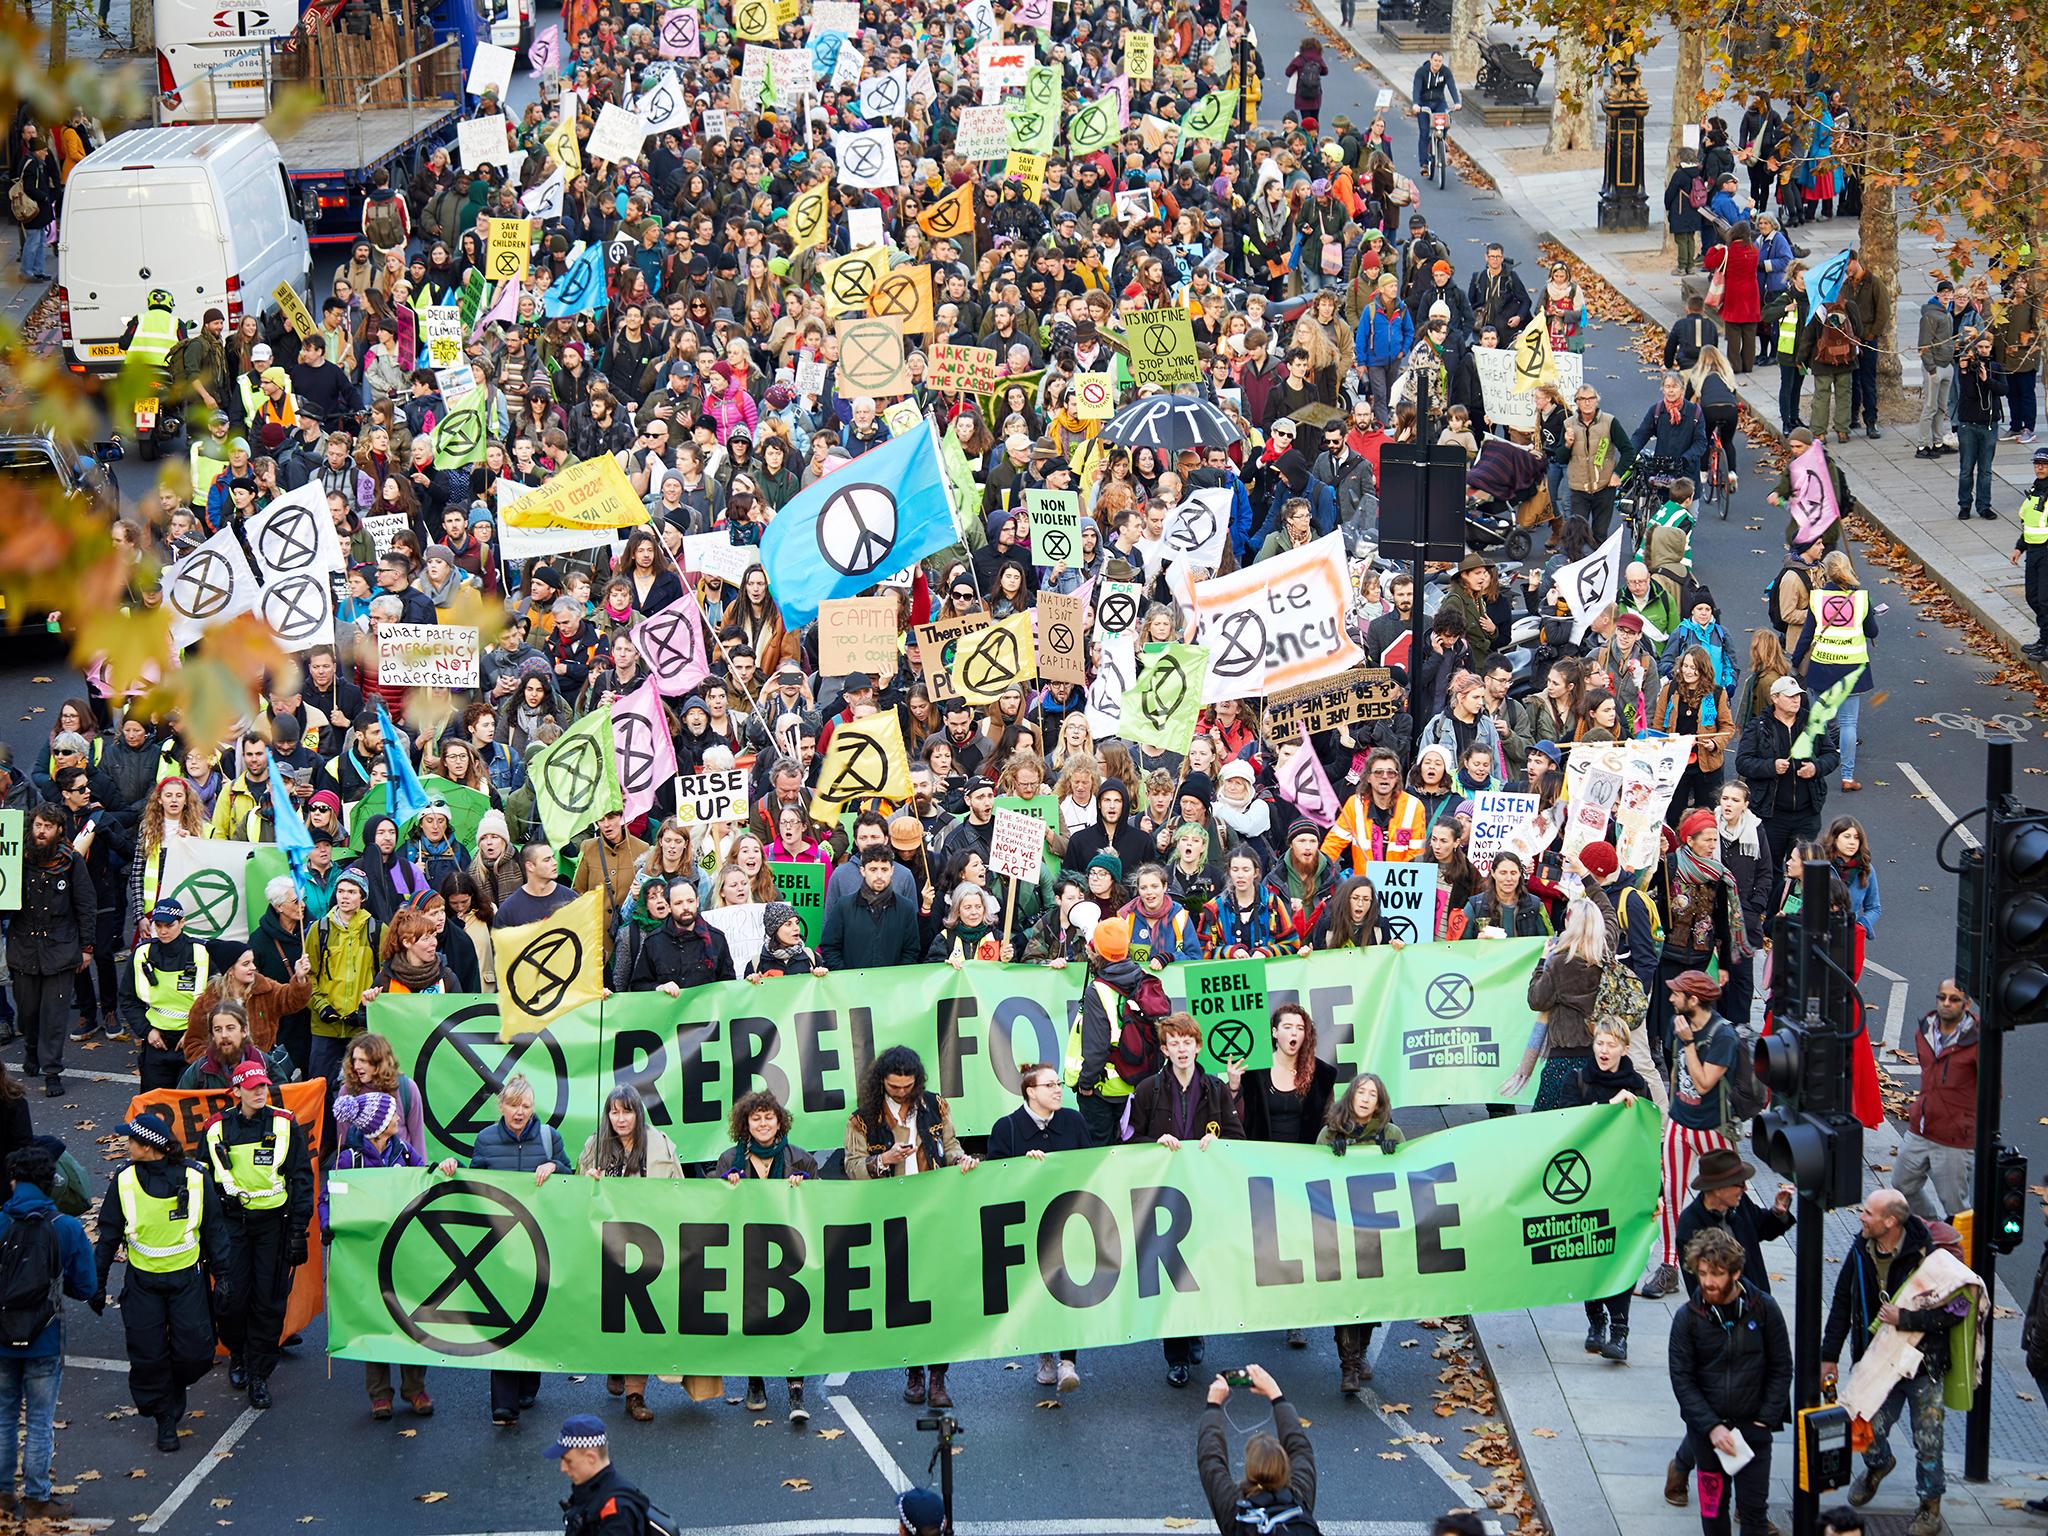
top-left (272, 282), bottom-right (317, 340)
top-left (502, 453), bottom-right (650, 530)
top-left (1008, 150), bottom-right (1046, 201)
top-left (1073, 371), bottom-right (1117, 420)
top-left (1124, 32), bottom-right (1154, 85)
top-left (783, 182), bottom-right (830, 254)
top-left (734, 0), bottom-right (777, 41)
top-left (542, 115), bottom-right (581, 174)
top-left (484, 217), bottom-right (532, 284)
top-left (819, 245), bottom-right (887, 317)
top-left (1511, 320), bottom-right (1557, 392)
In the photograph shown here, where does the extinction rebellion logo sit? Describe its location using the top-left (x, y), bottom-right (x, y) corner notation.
top-left (1400, 973), bottom-right (1499, 1069)
top-left (1522, 1148), bottom-right (1617, 1264)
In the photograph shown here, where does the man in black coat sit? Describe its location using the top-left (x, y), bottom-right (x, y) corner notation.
top-left (629, 880), bottom-right (735, 993)
top-left (1668, 1227), bottom-right (1791, 1536)
top-left (1674, 1150), bottom-right (1795, 1299)
top-left (5, 804), bottom-right (96, 1095)
top-left (987, 1064), bottom-right (1091, 1393)
top-left (1736, 674), bottom-right (1839, 859)
top-left (818, 848), bottom-right (922, 971)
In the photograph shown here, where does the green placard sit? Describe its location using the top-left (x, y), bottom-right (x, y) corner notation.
top-left (1120, 641), bottom-right (1210, 756)
top-left (373, 939), bottom-right (1546, 1165)
top-left (768, 859), bottom-right (826, 945)
top-left (993, 794), bottom-right (1058, 830)
top-left (329, 1101), bottom-right (1661, 1376)
top-left (1184, 957), bottom-right (1271, 1074)
top-left (1022, 488), bottom-right (1083, 569)
top-left (0, 810), bottom-right (20, 912)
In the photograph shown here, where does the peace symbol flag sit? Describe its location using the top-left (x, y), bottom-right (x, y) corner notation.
top-left (1510, 320), bottom-right (1556, 393)
top-left (951, 611), bottom-right (1038, 705)
top-left (757, 424), bottom-right (957, 628)
top-left (1175, 88), bottom-right (1237, 158)
top-left (543, 241), bottom-right (608, 318)
top-left (917, 180), bottom-right (974, 241)
top-left (631, 585), bottom-right (711, 696)
top-left (431, 388), bottom-right (491, 470)
top-left (1067, 96), bottom-right (1118, 154)
top-left (162, 524), bottom-right (261, 651)
top-left (495, 887), bottom-right (605, 1040)
top-left (813, 710), bottom-right (912, 805)
top-left (783, 182), bottom-right (831, 254)
top-left (1119, 641), bottom-right (1210, 756)
top-left (541, 114), bottom-right (581, 174)
top-left (611, 680), bottom-right (678, 823)
top-left (528, 705), bottom-right (623, 849)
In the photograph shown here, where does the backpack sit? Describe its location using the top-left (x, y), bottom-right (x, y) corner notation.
top-left (1714, 1018), bottom-right (1769, 1124)
top-left (643, 1501), bottom-right (681, 1536)
top-left (1590, 955), bottom-right (1647, 1040)
top-left (1100, 975), bottom-right (1169, 1084)
top-left (364, 195), bottom-right (404, 250)
top-left (1232, 1496), bottom-right (1320, 1535)
top-left (8, 175), bottom-right (36, 222)
top-left (0, 1210), bottom-right (63, 1350)
top-left (1320, 236), bottom-right (1344, 276)
top-left (1813, 314), bottom-right (1855, 369)
top-left (1687, 175), bottom-right (1709, 210)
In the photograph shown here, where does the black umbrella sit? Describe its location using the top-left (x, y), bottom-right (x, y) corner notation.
top-left (1098, 392), bottom-right (1244, 453)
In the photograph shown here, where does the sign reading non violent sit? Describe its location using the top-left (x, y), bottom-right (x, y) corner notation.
top-left (376, 623), bottom-right (481, 688)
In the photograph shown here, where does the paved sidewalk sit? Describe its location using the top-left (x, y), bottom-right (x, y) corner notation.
top-left (1308, 5), bottom-right (2047, 663)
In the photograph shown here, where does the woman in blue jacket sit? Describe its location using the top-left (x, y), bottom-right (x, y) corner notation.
top-left (0, 1144), bottom-right (99, 1517)
top-left (1823, 816), bottom-right (1881, 939)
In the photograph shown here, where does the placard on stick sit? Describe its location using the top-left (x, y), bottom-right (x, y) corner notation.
top-left (819, 594), bottom-right (900, 676)
top-left (913, 612), bottom-right (990, 699)
top-left (376, 624), bottom-right (481, 688)
top-left (1036, 590), bottom-right (1088, 685)
top-left (988, 806), bottom-right (1047, 884)
top-left (768, 859), bottom-right (827, 944)
top-left (673, 767), bottom-right (749, 826)
top-left (1262, 668), bottom-right (1404, 738)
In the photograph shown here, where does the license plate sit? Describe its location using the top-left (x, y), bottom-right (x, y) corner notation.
top-left (491, 20), bottom-right (518, 42)
top-left (85, 343), bottom-right (121, 359)
top-left (137, 400), bottom-right (159, 427)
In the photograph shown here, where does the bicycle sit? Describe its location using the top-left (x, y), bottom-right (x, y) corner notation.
top-left (1697, 429), bottom-right (1727, 518)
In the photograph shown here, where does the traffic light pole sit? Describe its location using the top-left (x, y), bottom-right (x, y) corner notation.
top-left (1964, 738), bottom-right (2013, 1482)
top-left (1788, 863), bottom-right (1832, 1536)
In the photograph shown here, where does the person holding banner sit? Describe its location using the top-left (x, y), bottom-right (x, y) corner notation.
top-left (713, 1090), bottom-right (817, 1423)
top-left (1316, 1073), bottom-right (1408, 1392)
top-left (202, 1059), bottom-right (313, 1410)
top-left (92, 1111), bottom-right (231, 1454)
top-left (325, 1093), bottom-right (432, 1420)
top-left (579, 1085), bottom-right (687, 1423)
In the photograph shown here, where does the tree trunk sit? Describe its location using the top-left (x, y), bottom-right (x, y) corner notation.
top-left (133, 0), bottom-right (154, 54)
top-left (1657, 28), bottom-right (1706, 256)
top-left (51, 0), bottom-right (68, 67)
top-left (1546, 36), bottom-right (1597, 155)
top-left (1450, 0), bottom-right (1483, 88)
top-left (1859, 180), bottom-right (1901, 386)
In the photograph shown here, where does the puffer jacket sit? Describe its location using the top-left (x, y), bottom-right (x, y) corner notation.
top-left (305, 906), bottom-right (379, 1040)
top-left (1668, 1279), bottom-right (1792, 1446)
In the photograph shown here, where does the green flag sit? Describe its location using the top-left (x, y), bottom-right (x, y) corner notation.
top-left (938, 427), bottom-right (979, 528)
top-left (456, 268), bottom-right (487, 330)
top-left (1067, 95), bottom-right (1118, 155)
top-left (1175, 88), bottom-right (1238, 157)
top-left (1007, 66), bottom-right (1060, 154)
top-left (347, 777), bottom-right (493, 856)
top-left (527, 704), bottom-right (622, 849)
top-left (431, 388), bottom-right (489, 470)
top-left (329, 1101), bottom-right (1661, 1377)
top-left (1792, 666), bottom-right (1864, 759)
top-left (1120, 641), bottom-right (1209, 755)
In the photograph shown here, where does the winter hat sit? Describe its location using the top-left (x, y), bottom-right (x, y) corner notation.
top-left (1678, 808), bottom-right (1718, 843)
top-left (1086, 850), bottom-right (1124, 882)
top-left (1669, 969), bottom-right (1723, 1003)
top-left (1286, 816), bottom-right (1320, 845)
top-left (1577, 840), bottom-right (1619, 882)
top-left (476, 809), bottom-right (512, 845)
top-left (762, 901), bottom-right (801, 942)
top-left (1529, 740), bottom-right (1563, 766)
top-left (1176, 771), bottom-right (1215, 806)
top-left (334, 1092), bottom-right (399, 1138)
top-left (335, 867), bottom-right (372, 895)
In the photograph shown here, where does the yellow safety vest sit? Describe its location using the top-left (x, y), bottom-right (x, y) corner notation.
top-left (133, 942), bottom-right (209, 1038)
top-left (116, 1165), bottom-right (205, 1274)
top-left (128, 307), bottom-right (180, 370)
top-left (190, 442), bottom-right (229, 508)
top-left (204, 1112), bottom-right (292, 1212)
top-left (1065, 981), bottom-right (1134, 1098)
top-left (1778, 306), bottom-right (1800, 355)
top-left (2021, 491), bottom-right (2048, 546)
top-left (1806, 587), bottom-right (1870, 669)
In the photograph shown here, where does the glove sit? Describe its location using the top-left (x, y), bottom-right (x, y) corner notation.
top-left (288, 1232), bottom-right (309, 1268)
top-left (88, 1294), bottom-right (106, 1316)
top-left (210, 1280), bottom-right (236, 1314)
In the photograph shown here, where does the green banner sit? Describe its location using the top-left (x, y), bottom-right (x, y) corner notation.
top-left (373, 941), bottom-right (1543, 1165)
top-left (768, 859), bottom-right (825, 946)
top-left (329, 1101), bottom-right (1658, 1376)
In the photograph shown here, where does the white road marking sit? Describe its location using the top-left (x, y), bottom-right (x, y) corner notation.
top-left (825, 1371), bottom-right (850, 1386)
top-left (1896, 761), bottom-right (1979, 849)
top-left (139, 1404), bottom-right (262, 1533)
top-left (827, 1391), bottom-right (913, 1495)
top-left (428, 1524), bottom-right (1478, 1535)
top-left (1361, 1385), bottom-right (1487, 1509)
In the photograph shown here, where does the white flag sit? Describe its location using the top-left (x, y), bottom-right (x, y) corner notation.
top-left (521, 166), bottom-right (566, 221)
top-left (1085, 633), bottom-right (1135, 741)
top-left (162, 525), bottom-right (261, 651)
top-left (1190, 531), bottom-right (1363, 704)
top-left (832, 127), bottom-right (900, 190)
top-left (857, 66), bottom-right (908, 120)
top-left (1556, 527), bottom-right (1627, 642)
top-left (1159, 486), bottom-right (1232, 569)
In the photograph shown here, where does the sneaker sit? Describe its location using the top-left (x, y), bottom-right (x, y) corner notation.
top-left (745, 1378), bottom-right (769, 1412)
top-left (1727, 472), bottom-right (1737, 492)
top-left (1637, 1262), bottom-right (1679, 1298)
top-left (44, 1076), bottom-right (63, 1098)
top-left (2021, 430), bottom-right (2038, 445)
top-left (370, 1396), bottom-right (393, 1420)
top-left (788, 1388), bottom-right (810, 1425)
top-left (492, 1409), bottom-right (518, 1427)
top-left (68, 1020), bottom-right (98, 1042)
top-left (1035, 1354), bottom-right (1057, 1386)
top-left (1057, 1360), bottom-right (1080, 1393)
top-left (1979, 508), bottom-right (2000, 519)
top-left (1914, 445), bottom-right (1939, 459)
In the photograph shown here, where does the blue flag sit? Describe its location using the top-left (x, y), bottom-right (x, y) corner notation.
top-left (757, 425), bottom-right (958, 628)
top-left (267, 757), bottom-right (313, 889)
top-left (543, 242), bottom-right (609, 318)
top-left (1805, 248), bottom-right (1851, 321)
top-left (376, 700), bottom-right (431, 828)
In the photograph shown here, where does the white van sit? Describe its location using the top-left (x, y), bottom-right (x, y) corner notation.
top-left (56, 123), bottom-right (311, 374)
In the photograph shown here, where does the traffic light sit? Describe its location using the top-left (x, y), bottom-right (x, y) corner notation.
top-left (1986, 806), bottom-right (2048, 1027)
top-left (1993, 1143), bottom-right (2030, 1256)
top-left (1754, 894), bottom-right (1863, 1207)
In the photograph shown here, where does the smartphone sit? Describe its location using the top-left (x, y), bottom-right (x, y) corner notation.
top-left (1224, 1371), bottom-right (1251, 1387)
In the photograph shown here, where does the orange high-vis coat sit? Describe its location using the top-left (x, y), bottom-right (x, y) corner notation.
top-left (1320, 790), bottom-right (1429, 871)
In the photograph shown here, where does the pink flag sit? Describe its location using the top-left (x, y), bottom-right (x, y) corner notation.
top-left (394, 304), bottom-right (416, 372)
top-left (1275, 728), bottom-right (1342, 827)
top-left (1103, 75), bottom-right (1131, 128)
top-left (1785, 439), bottom-right (1840, 546)
top-left (528, 22), bottom-right (559, 73)
top-left (470, 279), bottom-right (518, 341)
top-left (612, 680), bottom-right (677, 824)
top-left (631, 585), bottom-right (711, 696)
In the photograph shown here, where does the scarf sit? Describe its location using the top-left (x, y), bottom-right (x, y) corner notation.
top-left (385, 950), bottom-right (445, 991)
top-left (1676, 843), bottom-right (1753, 958)
top-left (1214, 794), bottom-right (1272, 839)
top-left (1718, 807), bottom-right (1762, 859)
top-left (737, 1135), bottom-right (789, 1179)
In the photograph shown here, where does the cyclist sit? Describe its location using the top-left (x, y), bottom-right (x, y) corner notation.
top-left (1410, 51), bottom-right (1461, 180)
top-left (1633, 372), bottom-right (1708, 485)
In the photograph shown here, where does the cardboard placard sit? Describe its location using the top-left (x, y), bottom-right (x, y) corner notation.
top-left (912, 612), bottom-right (990, 700)
top-left (673, 767), bottom-right (749, 826)
top-left (1035, 590), bottom-right (1088, 684)
top-left (484, 217), bottom-right (532, 283)
top-left (376, 623), bottom-right (480, 688)
top-left (818, 594), bottom-right (900, 676)
top-left (681, 532), bottom-right (758, 586)
top-left (1125, 305), bottom-right (1201, 388)
top-left (272, 282), bottom-right (317, 340)
top-left (1261, 668), bottom-right (1404, 737)
top-left (988, 806), bottom-right (1047, 884)
top-left (953, 105), bottom-right (1009, 160)
top-left (833, 315), bottom-right (911, 398)
top-left (1466, 791), bottom-right (1540, 876)
top-left (926, 341), bottom-right (998, 395)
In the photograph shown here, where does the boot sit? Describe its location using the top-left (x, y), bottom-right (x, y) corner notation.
top-left (228, 1355), bottom-right (248, 1390)
top-left (156, 1415), bottom-right (181, 1453)
top-left (926, 1368), bottom-right (952, 1409)
top-left (788, 1382), bottom-right (809, 1424)
top-left (1584, 1310), bottom-right (1607, 1354)
top-left (902, 1366), bottom-right (926, 1405)
top-left (1906, 1497), bottom-right (1944, 1536)
top-left (625, 1392), bottom-right (653, 1423)
top-left (1598, 1323), bottom-right (1629, 1363)
top-left (1336, 1326), bottom-right (1368, 1396)
top-left (1664, 1458), bottom-right (1688, 1506)
top-left (1847, 1460), bottom-right (1891, 1506)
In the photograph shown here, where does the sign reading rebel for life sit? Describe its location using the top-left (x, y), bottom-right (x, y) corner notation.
top-left (1184, 957), bottom-right (1272, 1074)
top-left (376, 624), bottom-right (481, 688)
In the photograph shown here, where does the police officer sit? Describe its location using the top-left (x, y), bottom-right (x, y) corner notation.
top-left (117, 289), bottom-right (187, 372)
top-left (551, 1415), bottom-right (651, 1535)
top-left (2011, 445), bottom-right (2048, 658)
top-left (202, 1059), bottom-right (312, 1408)
top-left (90, 1111), bottom-right (230, 1453)
top-left (121, 898), bottom-right (210, 1092)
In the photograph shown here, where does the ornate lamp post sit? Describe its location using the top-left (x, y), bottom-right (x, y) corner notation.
top-left (1598, 53), bottom-right (1651, 230)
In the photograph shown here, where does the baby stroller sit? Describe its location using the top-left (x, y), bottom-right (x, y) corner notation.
top-left (1464, 438), bottom-right (1555, 559)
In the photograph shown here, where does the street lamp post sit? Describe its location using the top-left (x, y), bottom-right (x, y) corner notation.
top-left (1598, 55), bottom-right (1651, 231)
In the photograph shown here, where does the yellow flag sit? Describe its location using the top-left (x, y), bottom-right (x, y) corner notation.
top-left (542, 115), bottom-right (581, 175)
top-left (495, 887), bottom-right (605, 1039)
top-left (916, 180), bottom-right (974, 242)
top-left (819, 245), bottom-right (886, 317)
top-left (783, 182), bottom-right (830, 254)
top-left (952, 611), bottom-right (1038, 705)
top-left (1511, 321), bottom-right (1557, 393)
top-left (813, 711), bottom-right (912, 804)
top-left (735, 0), bottom-right (777, 41)
top-left (502, 454), bottom-right (648, 530)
